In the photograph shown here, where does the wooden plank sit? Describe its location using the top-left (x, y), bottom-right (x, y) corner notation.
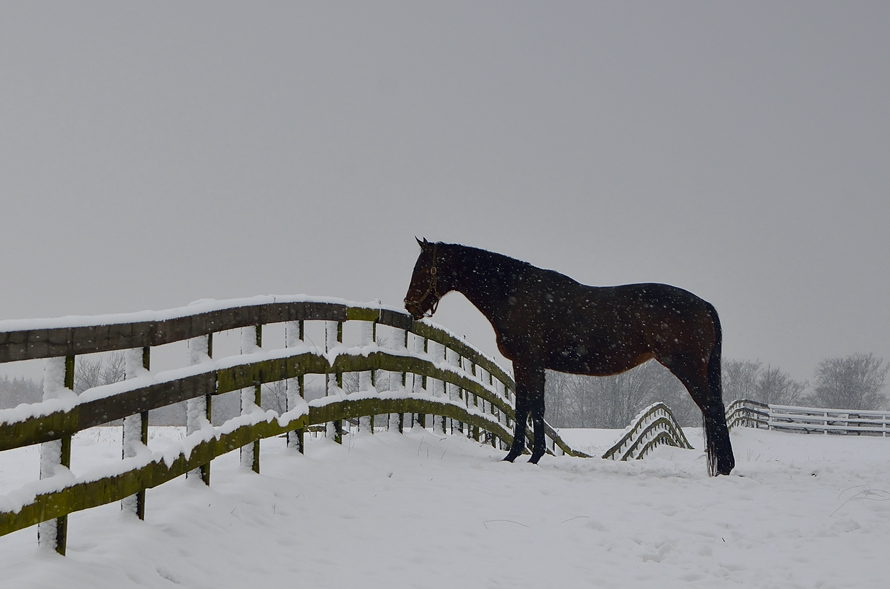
top-left (0, 301), bottom-right (515, 400)
top-left (0, 301), bottom-right (352, 363)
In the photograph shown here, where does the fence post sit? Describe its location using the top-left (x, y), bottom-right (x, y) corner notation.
top-left (325, 321), bottom-right (344, 443)
top-left (488, 371), bottom-right (498, 448)
top-left (38, 355), bottom-right (74, 554)
top-left (358, 320), bottom-right (375, 434)
top-left (286, 320), bottom-right (305, 452)
top-left (240, 325), bottom-right (262, 472)
top-left (121, 348), bottom-right (150, 518)
top-left (431, 341), bottom-right (446, 434)
top-left (456, 353), bottom-right (467, 436)
top-left (469, 361), bottom-right (480, 442)
top-left (187, 335), bottom-right (213, 483)
top-left (413, 335), bottom-right (426, 429)
top-left (388, 327), bottom-right (407, 433)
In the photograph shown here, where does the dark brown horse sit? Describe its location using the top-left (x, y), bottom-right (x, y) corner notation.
top-left (404, 239), bottom-right (734, 476)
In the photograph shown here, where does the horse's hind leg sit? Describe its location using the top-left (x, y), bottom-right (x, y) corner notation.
top-left (661, 356), bottom-right (734, 476)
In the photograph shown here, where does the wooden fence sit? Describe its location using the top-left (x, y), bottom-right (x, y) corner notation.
top-left (601, 402), bottom-right (693, 461)
top-left (726, 399), bottom-right (770, 430)
top-left (726, 399), bottom-right (890, 436)
top-left (0, 296), bottom-right (588, 554)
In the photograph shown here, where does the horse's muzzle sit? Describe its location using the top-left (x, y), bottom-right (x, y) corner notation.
top-left (404, 299), bottom-right (424, 321)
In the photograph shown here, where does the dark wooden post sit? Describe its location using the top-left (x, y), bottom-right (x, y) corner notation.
top-left (286, 320), bottom-right (305, 452)
top-left (240, 325), bottom-right (261, 473)
top-left (188, 334), bottom-right (213, 484)
top-left (358, 320), bottom-right (375, 433)
top-left (122, 348), bottom-right (151, 518)
top-left (414, 336), bottom-right (427, 429)
top-left (38, 355), bottom-right (75, 554)
top-left (325, 321), bottom-right (344, 443)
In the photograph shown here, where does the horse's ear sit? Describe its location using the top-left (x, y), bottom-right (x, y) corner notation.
top-left (416, 237), bottom-right (432, 252)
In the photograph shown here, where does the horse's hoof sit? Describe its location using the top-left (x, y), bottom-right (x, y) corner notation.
top-left (502, 453), bottom-right (519, 463)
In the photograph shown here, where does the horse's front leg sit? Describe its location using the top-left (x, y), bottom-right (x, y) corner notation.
top-left (504, 363), bottom-right (545, 463)
top-left (528, 394), bottom-right (547, 464)
top-left (503, 393), bottom-right (528, 462)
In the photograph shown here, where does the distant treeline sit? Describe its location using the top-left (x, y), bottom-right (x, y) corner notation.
top-left (0, 375), bottom-right (42, 409)
top-left (546, 353), bottom-right (889, 428)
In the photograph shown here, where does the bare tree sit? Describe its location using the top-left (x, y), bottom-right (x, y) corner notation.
top-left (262, 380), bottom-right (288, 414)
top-left (103, 351), bottom-right (126, 384)
top-left (809, 353), bottom-right (888, 410)
top-left (545, 361), bottom-right (689, 428)
top-left (757, 365), bottom-right (805, 406)
top-left (722, 359), bottom-right (806, 406)
top-left (544, 371), bottom-right (577, 427)
top-left (0, 375), bottom-right (42, 408)
top-left (74, 351), bottom-right (127, 394)
top-left (722, 359), bottom-right (762, 403)
top-left (74, 357), bottom-right (103, 394)
top-left (546, 357), bottom-right (813, 430)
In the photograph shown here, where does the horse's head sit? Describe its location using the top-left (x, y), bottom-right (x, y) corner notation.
top-left (404, 238), bottom-right (444, 320)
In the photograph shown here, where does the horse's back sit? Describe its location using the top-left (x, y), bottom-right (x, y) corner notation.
top-left (506, 276), bottom-right (719, 375)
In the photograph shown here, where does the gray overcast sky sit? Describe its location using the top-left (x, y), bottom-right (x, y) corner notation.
top-left (1, 2), bottom-right (888, 383)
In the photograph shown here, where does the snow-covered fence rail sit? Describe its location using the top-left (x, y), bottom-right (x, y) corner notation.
top-left (727, 399), bottom-right (890, 436)
top-left (0, 296), bottom-right (584, 555)
top-left (768, 404), bottom-right (889, 436)
top-left (726, 399), bottom-right (769, 430)
top-left (601, 402), bottom-right (692, 461)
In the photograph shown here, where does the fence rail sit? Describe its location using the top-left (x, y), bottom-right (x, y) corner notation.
top-left (727, 399), bottom-right (890, 436)
top-left (601, 402), bottom-right (693, 461)
top-left (0, 296), bottom-right (585, 554)
top-left (726, 399), bottom-right (769, 430)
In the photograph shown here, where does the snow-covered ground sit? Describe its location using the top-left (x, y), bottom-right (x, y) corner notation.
top-left (1, 426), bottom-right (889, 588)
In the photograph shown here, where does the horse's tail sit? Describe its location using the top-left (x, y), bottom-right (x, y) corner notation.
top-left (706, 303), bottom-right (723, 404)
top-left (704, 303), bottom-right (734, 476)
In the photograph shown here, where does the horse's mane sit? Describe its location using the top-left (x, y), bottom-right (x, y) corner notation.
top-left (443, 242), bottom-right (533, 272)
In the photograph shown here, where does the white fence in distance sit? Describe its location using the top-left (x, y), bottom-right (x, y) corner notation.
top-left (727, 399), bottom-right (890, 437)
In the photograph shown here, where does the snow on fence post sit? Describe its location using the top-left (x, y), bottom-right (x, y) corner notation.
top-left (486, 371), bottom-right (498, 448)
top-left (446, 347), bottom-right (456, 434)
top-left (358, 320), bottom-right (375, 434)
top-left (430, 340), bottom-right (447, 434)
top-left (388, 327), bottom-right (408, 433)
top-left (413, 335), bottom-right (426, 429)
top-left (325, 320), bottom-right (344, 443)
top-left (286, 320), bottom-right (305, 451)
top-left (240, 325), bottom-right (262, 472)
top-left (469, 360), bottom-right (480, 442)
top-left (38, 355), bottom-right (74, 554)
top-left (187, 334), bottom-right (213, 483)
top-left (492, 377), bottom-right (505, 449)
top-left (452, 348), bottom-right (465, 436)
top-left (122, 348), bottom-right (150, 517)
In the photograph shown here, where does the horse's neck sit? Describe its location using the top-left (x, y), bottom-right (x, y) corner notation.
top-left (449, 246), bottom-right (516, 321)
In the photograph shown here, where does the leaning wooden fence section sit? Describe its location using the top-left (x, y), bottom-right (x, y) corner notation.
top-left (0, 297), bottom-right (589, 554)
top-left (601, 402), bottom-right (693, 461)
